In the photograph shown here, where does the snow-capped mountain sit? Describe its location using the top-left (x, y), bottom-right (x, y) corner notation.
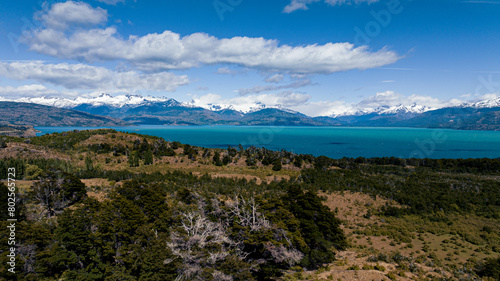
top-left (376, 103), bottom-right (435, 115)
top-left (1, 93), bottom-right (499, 129)
top-left (6, 93), bottom-right (498, 116)
top-left (3, 93), bottom-right (301, 116)
top-left (5, 94), bottom-right (183, 109)
top-left (465, 96), bottom-right (500, 109)
top-left (330, 96), bottom-right (500, 118)
top-left (331, 103), bottom-right (435, 118)
top-left (186, 99), bottom-right (301, 115)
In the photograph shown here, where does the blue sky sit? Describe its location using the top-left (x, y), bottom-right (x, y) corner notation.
top-left (0, 0), bottom-right (499, 116)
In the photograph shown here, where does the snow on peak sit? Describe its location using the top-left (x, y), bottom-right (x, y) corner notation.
top-left (0, 94), bottom-right (179, 108)
top-left (467, 96), bottom-right (500, 108)
top-left (333, 103), bottom-right (435, 117)
top-left (378, 103), bottom-right (435, 115)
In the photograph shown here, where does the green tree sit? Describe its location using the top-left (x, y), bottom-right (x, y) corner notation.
top-left (85, 154), bottom-right (94, 171)
top-left (144, 147), bottom-right (153, 165)
top-left (32, 171), bottom-right (87, 217)
top-left (272, 160), bottom-right (282, 171)
top-left (128, 151), bottom-right (140, 167)
top-left (293, 156), bottom-right (303, 168)
top-left (0, 138), bottom-right (7, 148)
top-left (284, 185), bottom-right (346, 269)
top-left (25, 164), bottom-right (43, 180)
top-left (476, 257), bottom-right (500, 279)
top-left (213, 151), bottom-right (223, 166)
top-left (314, 156), bottom-right (332, 170)
top-left (222, 154), bottom-right (231, 165)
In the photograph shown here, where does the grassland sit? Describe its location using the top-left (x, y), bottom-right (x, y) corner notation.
top-left (0, 129), bottom-right (498, 280)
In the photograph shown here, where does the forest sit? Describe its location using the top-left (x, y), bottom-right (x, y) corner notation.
top-left (0, 129), bottom-right (499, 280)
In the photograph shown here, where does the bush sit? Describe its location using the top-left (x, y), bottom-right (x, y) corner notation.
top-left (272, 160), bottom-right (282, 171)
top-left (476, 257), bottom-right (500, 279)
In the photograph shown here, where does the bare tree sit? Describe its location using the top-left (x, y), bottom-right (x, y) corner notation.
top-left (167, 211), bottom-right (237, 280)
top-left (225, 196), bottom-right (270, 231)
top-left (168, 195), bottom-right (304, 280)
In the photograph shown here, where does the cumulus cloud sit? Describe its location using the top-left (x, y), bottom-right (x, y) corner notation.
top-left (189, 91), bottom-right (351, 117)
top-left (0, 84), bottom-right (63, 98)
top-left (283, 0), bottom-right (379, 13)
top-left (356, 90), bottom-right (463, 110)
top-left (301, 91), bottom-right (468, 117)
top-left (0, 61), bottom-right (189, 92)
top-left (190, 92), bottom-right (312, 113)
top-left (289, 100), bottom-right (352, 116)
top-left (189, 89), bottom-right (472, 117)
top-left (238, 79), bottom-right (312, 95)
top-left (39, 1), bottom-right (108, 30)
top-left (25, 1), bottom-right (400, 74)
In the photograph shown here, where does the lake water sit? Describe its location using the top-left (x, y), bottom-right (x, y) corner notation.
top-left (35, 125), bottom-right (500, 159)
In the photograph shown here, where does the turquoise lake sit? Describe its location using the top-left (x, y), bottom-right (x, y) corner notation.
top-left (35, 126), bottom-right (500, 159)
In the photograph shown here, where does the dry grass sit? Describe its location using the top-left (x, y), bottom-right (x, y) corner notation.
top-left (278, 191), bottom-right (496, 280)
top-left (0, 142), bottom-right (70, 161)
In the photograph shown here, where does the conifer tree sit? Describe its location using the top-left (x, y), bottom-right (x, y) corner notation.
top-left (144, 147), bottom-right (153, 165)
top-left (213, 151), bottom-right (223, 166)
top-left (272, 159), bottom-right (282, 171)
top-left (85, 154), bottom-right (94, 171)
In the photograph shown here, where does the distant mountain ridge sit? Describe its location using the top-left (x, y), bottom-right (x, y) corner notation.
top-left (0, 102), bottom-right (129, 127)
top-left (1, 95), bottom-right (499, 130)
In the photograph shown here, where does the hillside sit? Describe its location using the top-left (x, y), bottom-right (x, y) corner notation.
top-left (400, 106), bottom-right (500, 131)
top-left (315, 107), bottom-right (500, 131)
top-left (0, 129), bottom-right (498, 280)
top-left (0, 124), bottom-right (40, 137)
top-left (0, 102), bottom-right (129, 127)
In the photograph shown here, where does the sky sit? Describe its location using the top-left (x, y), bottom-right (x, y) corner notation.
top-left (0, 0), bottom-right (500, 116)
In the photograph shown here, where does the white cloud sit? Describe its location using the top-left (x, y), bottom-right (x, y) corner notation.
top-left (0, 61), bottom-right (189, 92)
top-left (238, 79), bottom-right (312, 95)
top-left (190, 91), bottom-right (353, 117)
top-left (356, 90), bottom-right (462, 110)
top-left (190, 92), bottom-right (312, 113)
top-left (296, 91), bottom-right (468, 117)
top-left (0, 84), bottom-right (63, 98)
top-left (216, 67), bottom-right (236, 74)
top-left (265, 74), bottom-right (284, 83)
top-left (25, 1), bottom-right (400, 74)
top-left (283, 0), bottom-right (379, 13)
top-left (190, 90), bottom-right (471, 117)
top-left (39, 1), bottom-right (108, 30)
top-left (289, 100), bottom-right (351, 116)
top-left (477, 93), bottom-right (499, 100)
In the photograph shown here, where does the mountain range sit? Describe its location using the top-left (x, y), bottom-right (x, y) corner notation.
top-left (0, 101), bottom-right (129, 127)
top-left (1, 94), bottom-right (499, 130)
